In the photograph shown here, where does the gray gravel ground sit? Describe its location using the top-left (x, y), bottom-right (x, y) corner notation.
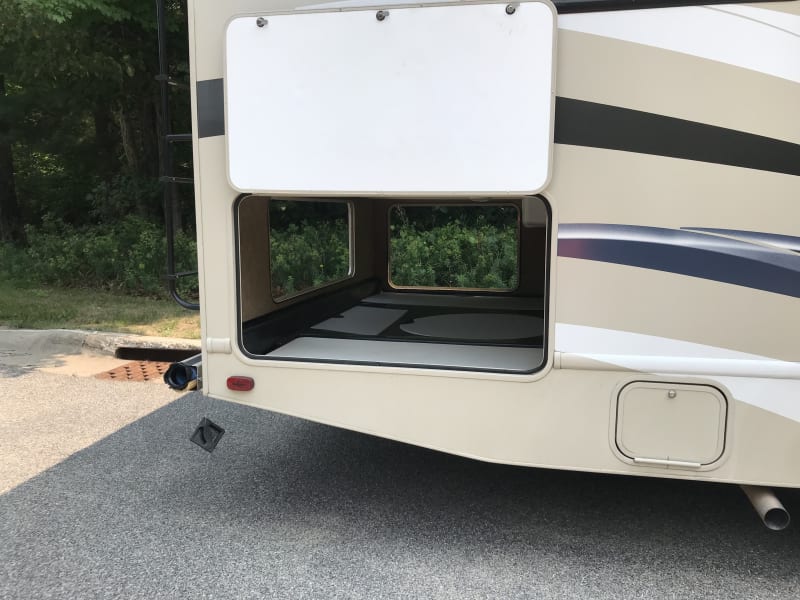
top-left (0, 373), bottom-right (176, 493)
top-left (2, 385), bottom-right (800, 599)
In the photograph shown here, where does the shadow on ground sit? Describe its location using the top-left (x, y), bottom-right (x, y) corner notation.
top-left (2, 393), bottom-right (799, 599)
top-left (0, 329), bottom-right (80, 379)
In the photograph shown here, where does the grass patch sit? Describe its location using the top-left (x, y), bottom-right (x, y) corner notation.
top-left (0, 278), bottom-right (200, 339)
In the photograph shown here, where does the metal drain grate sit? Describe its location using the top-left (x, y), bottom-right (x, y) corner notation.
top-left (95, 361), bottom-right (172, 383)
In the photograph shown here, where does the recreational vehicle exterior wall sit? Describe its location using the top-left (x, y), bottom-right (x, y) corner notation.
top-left (185, 0), bottom-right (800, 493)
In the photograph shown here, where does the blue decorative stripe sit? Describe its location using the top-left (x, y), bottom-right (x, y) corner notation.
top-left (558, 224), bottom-right (800, 298)
top-left (681, 228), bottom-right (800, 254)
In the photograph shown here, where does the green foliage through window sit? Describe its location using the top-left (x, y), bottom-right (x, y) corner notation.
top-left (266, 202), bottom-right (519, 298)
top-left (389, 205), bottom-right (518, 289)
top-left (269, 200), bottom-right (350, 300)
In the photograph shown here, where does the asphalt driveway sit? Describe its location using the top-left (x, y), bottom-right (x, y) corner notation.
top-left (2, 377), bottom-right (800, 599)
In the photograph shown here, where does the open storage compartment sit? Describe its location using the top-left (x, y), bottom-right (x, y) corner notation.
top-left (236, 196), bottom-right (549, 374)
top-left (228, 1), bottom-right (555, 373)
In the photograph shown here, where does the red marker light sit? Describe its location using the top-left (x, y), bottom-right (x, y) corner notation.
top-left (227, 376), bottom-right (255, 391)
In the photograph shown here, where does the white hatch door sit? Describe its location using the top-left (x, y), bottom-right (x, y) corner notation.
top-left (616, 382), bottom-right (728, 467)
top-left (224, 1), bottom-right (557, 196)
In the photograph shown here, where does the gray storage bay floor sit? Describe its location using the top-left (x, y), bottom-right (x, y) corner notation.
top-left (2, 387), bottom-right (800, 599)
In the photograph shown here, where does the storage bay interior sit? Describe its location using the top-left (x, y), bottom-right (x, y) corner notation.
top-left (237, 195), bottom-right (549, 373)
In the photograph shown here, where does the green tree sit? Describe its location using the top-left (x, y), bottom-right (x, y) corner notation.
top-left (0, 73), bottom-right (24, 242)
top-left (0, 0), bottom-right (191, 234)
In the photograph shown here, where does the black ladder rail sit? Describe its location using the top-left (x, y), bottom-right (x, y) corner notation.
top-left (156, 0), bottom-right (200, 311)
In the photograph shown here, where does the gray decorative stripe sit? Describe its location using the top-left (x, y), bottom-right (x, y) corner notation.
top-left (197, 79), bottom-right (224, 138)
top-left (558, 224), bottom-right (800, 298)
top-left (682, 228), bottom-right (800, 254)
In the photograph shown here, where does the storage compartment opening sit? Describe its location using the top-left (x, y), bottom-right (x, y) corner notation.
top-left (236, 196), bottom-right (549, 374)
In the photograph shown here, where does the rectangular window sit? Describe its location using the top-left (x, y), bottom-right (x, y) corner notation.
top-left (389, 205), bottom-right (519, 290)
top-left (270, 199), bottom-right (351, 301)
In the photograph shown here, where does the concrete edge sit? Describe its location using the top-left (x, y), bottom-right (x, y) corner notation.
top-left (82, 331), bottom-right (201, 356)
top-left (0, 327), bottom-right (200, 358)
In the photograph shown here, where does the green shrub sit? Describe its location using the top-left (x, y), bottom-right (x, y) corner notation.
top-left (389, 206), bottom-right (518, 289)
top-left (270, 218), bottom-right (349, 298)
top-left (4, 205), bottom-right (517, 299)
top-left (0, 242), bottom-right (34, 281)
top-left (268, 205), bottom-right (518, 295)
top-left (390, 220), bottom-right (518, 289)
top-left (2, 216), bottom-right (197, 297)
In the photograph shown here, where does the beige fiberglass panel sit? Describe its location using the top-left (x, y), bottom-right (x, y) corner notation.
top-left (556, 29), bottom-right (800, 144)
top-left (203, 348), bottom-right (800, 486)
top-left (616, 382), bottom-right (727, 466)
top-left (556, 257), bottom-right (799, 361)
top-left (752, 1), bottom-right (800, 15)
top-left (558, 4), bottom-right (800, 88)
top-left (224, 2), bottom-right (556, 195)
top-left (548, 145), bottom-right (800, 230)
top-left (190, 137), bottom-right (235, 348)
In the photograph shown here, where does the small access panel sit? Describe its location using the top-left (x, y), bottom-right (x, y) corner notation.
top-left (224, 1), bottom-right (557, 196)
top-left (616, 382), bottom-right (728, 468)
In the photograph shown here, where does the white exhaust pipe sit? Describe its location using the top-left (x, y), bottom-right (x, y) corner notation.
top-left (740, 485), bottom-right (790, 531)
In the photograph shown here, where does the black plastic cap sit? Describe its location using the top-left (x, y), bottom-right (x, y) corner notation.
top-left (190, 417), bottom-right (225, 453)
